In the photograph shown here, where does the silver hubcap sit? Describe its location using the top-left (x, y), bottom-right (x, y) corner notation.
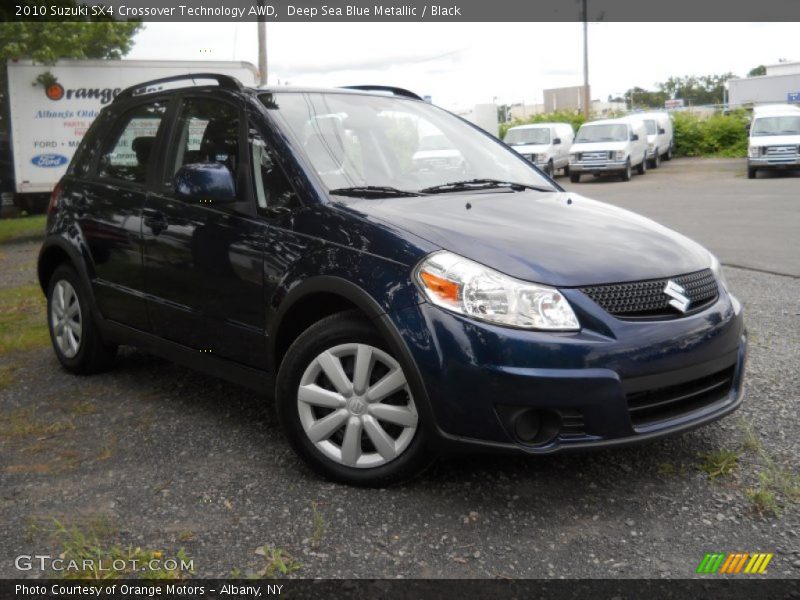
top-left (297, 343), bottom-right (418, 469)
top-left (50, 280), bottom-right (82, 358)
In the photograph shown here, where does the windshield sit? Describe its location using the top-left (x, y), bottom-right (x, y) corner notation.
top-left (260, 92), bottom-right (554, 194)
top-left (751, 116), bottom-right (800, 136)
top-left (644, 120), bottom-right (657, 135)
top-left (504, 127), bottom-right (550, 146)
top-left (575, 123), bottom-right (629, 143)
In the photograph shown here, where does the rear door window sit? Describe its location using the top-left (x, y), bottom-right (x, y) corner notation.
top-left (97, 101), bottom-right (168, 184)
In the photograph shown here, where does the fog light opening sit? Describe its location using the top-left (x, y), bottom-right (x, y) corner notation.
top-left (513, 409), bottom-right (561, 445)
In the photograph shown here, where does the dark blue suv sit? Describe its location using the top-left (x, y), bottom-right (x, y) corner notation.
top-left (39, 74), bottom-right (746, 486)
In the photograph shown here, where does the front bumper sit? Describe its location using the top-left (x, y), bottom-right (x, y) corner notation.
top-left (389, 287), bottom-right (746, 454)
top-left (569, 160), bottom-right (627, 174)
top-left (749, 157), bottom-right (800, 170)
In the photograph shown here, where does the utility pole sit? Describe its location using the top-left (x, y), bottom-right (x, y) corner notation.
top-left (257, 0), bottom-right (267, 86)
top-left (581, 0), bottom-right (590, 119)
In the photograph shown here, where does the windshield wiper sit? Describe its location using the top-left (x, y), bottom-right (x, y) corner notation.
top-left (329, 186), bottom-right (420, 198)
top-left (419, 178), bottom-right (552, 194)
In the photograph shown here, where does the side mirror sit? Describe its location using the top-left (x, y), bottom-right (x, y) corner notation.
top-left (553, 137), bottom-right (562, 145)
top-left (631, 133), bottom-right (639, 141)
top-left (174, 163), bottom-right (236, 204)
top-left (658, 127), bottom-right (666, 134)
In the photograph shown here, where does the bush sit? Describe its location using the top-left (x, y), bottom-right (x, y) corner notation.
top-left (671, 110), bottom-right (748, 158)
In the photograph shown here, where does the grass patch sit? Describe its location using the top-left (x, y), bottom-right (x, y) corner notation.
top-left (310, 501), bottom-right (325, 548)
top-left (697, 449), bottom-right (740, 479)
top-left (0, 215), bottom-right (47, 245)
top-left (52, 519), bottom-right (194, 580)
top-left (0, 283), bottom-right (49, 356)
top-left (0, 408), bottom-right (74, 439)
top-left (738, 419), bottom-right (800, 515)
top-left (254, 546), bottom-right (302, 578)
top-left (0, 364), bottom-right (15, 390)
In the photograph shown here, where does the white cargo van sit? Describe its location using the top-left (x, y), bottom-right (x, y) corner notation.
top-left (568, 117), bottom-right (649, 182)
top-left (747, 104), bottom-right (800, 179)
top-left (637, 111), bottom-right (674, 168)
top-left (504, 122), bottom-right (574, 176)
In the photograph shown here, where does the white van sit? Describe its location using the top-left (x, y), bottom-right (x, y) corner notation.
top-left (568, 117), bottom-right (649, 182)
top-left (637, 111), bottom-right (674, 168)
top-left (504, 123), bottom-right (574, 176)
top-left (747, 104), bottom-right (800, 179)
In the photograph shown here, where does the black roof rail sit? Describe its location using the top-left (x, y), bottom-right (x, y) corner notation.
top-left (114, 73), bottom-right (243, 103)
top-left (340, 85), bottom-right (422, 101)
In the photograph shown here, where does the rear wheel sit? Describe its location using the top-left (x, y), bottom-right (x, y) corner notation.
top-left (276, 311), bottom-right (433, 486)
top-left (621, 160), bottom-right (632, 181)
top-left (47, 264), bottom-right (117, 374)
top-left (650, 149), bottom-right (661, 169)
top-left (569, 172), bottom-right (580, 183)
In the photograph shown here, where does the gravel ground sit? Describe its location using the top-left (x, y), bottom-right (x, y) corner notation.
top-left (0, 248), bottom-right (798, 578)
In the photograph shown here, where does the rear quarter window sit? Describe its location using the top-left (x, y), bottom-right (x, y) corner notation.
top-left (69, 112), bottom-right (109, 177)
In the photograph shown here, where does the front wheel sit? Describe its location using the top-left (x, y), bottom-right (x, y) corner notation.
top-left (621, 160), bottom-right (632, 181)
top-left (649, 149), bottom-right (661, 169)
top-left (665, 146), bottom-right (673, 161)
top-left (637, 154), bottom-right (647, 175)
top-left (569, 172), bottom-right (581, 183)
top-left (748, 166), bottom-right (757, 179)
top-left (276, 311), bottom-right (433, 486)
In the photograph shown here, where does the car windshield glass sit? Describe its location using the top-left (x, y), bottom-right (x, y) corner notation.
top-left (644, 120), bottom-right (657, 135)
top-left (260, 92), bottom-right (555, 195)
top-left (575, 124), bottom-right (629, 143)
top-left (751, 116), bottom-right (800, 136)
top-left (503, 127), bottom-right (550, 146)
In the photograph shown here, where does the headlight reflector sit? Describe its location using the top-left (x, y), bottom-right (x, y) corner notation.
top-left (710, 254), bottom-right (729, 292)
top-left (748, 146), bottom-right (760, 158)
top-left (415, 251), bottom-right (580, 330)
top-left (614, 150), bottom-right (626, 161)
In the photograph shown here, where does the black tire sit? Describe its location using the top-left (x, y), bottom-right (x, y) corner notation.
top-left (748, 167), bottom-right (757, 179)
top-left (650, 149), bottom-right (661, 169)
top-left (46, 264), bottom-right (117, 374)
top-left (546, 160), bottom-right (554, 177)
top-left (621, 160), bottom-right (632, 182)
top-left (563, 165), bottom-right (570, 177)
top-left (569, 173), bottom-right (580, 183)
top-left (665, 146), bottom-right (673, 161)
top-left (637, 154), bottom-right (647, 175)
top-left (275, 311), bottom-right (434, 486)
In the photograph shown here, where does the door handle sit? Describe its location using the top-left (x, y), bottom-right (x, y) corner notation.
top-left (144, 210), bottom-right (169, 235)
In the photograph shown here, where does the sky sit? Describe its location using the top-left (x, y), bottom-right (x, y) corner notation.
top-left (127, 22), bottom-right (799, 111)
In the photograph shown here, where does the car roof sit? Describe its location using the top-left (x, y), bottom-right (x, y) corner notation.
top-left (752, 104), bottom-right (800, 116)
top-left (508, 123), bottom-right (563, 130)
top-left (580, 118), bottom-right (630, 127)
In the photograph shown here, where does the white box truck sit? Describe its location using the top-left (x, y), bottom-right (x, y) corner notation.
top-left (5, 59), bottom-right (257, 210)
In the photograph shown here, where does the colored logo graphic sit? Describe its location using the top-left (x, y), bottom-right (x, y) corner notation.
top-left (45, 83), bottom-right (65, 101)
top-left (31, 154), bottom-right (69, 168)
top-left (697, 552), bottom-right (774, 574)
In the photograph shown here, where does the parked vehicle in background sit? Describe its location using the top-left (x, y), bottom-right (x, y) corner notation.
top-left (504, 123), bottom-right (574, 176)
top-left (411, 134), bottom-right (467, 176)
top-left (747, 104), bottom-right (800, 179)
top-left (568, 117), bottom-right (649, 182)
top-left (637, 111), bottom-right (674, 168)
top-left (5, 59), bottom-right (257, 212)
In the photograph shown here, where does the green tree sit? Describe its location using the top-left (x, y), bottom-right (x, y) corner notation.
top-left (747, 65), bottom-right (766, 77)
top-left (0, 20), bottom-right (142, 135)
top-left (657, 73), bottom-right (737, 106)
top-left (624, 86), bottom-right (669, 109)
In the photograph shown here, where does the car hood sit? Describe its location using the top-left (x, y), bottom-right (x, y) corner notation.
top-left (509, 143), bottom-right (549, 154)
top-left (341, 190), bottom-right (711, 287)
top-left (750, 134), bottom-right (800, 146)
top-left (571, 141), bottom-right (629, 153)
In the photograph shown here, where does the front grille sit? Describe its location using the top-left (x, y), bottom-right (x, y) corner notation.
top-left (626, 366), bottom-right (735, 427)
top-left (580, 269), bottom-right (718, 319)
top-left (764, 145), bottom-right (799, 163)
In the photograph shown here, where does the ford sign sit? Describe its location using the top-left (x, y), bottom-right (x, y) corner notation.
top-left (31, 154), bottom-right (69, 168)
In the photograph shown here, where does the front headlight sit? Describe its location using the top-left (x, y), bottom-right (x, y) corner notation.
top-left (570, 153), bottom-right (578, 162)
top-left (614, 150), bottom-right (626, 161)
top-left (414, 251), bottom-right (580, 330)
top-left (710, 254), bottom-right (729, 292)
top-left (748, 146), bottom-right (761, 158)
top-left (648, 143), bottom-right (655, 151)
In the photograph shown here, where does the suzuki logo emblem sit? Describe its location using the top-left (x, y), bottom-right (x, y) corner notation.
top-left (664, 280), bottom-right (691, 313)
